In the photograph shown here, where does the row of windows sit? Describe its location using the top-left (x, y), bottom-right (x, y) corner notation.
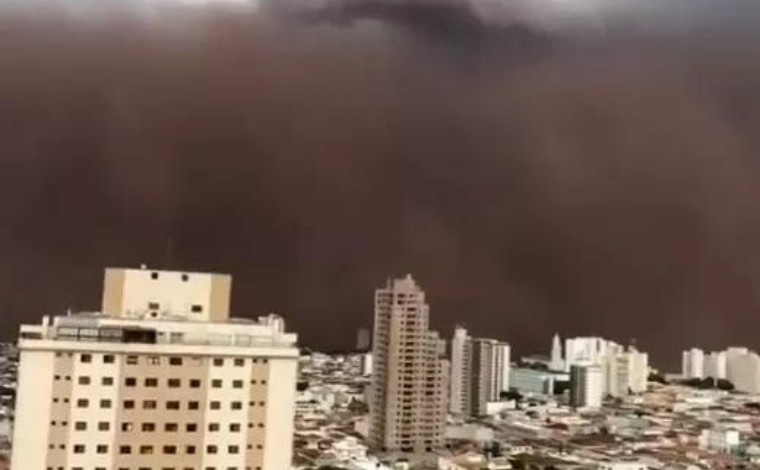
top-left (71, 399), bottom-right (265, 411)
top-left (54, 376), bottom-right (268, 386)
top-left (50, 421), bottom-right (265, 432)
top-left (48, 466), bottom-right (260, 470)
top-left (78, 377), bottom-right (257, 388)
top-left (67, 353), bottom-right (269, 367)
top-left (68, 444), bottom-right (250, 455)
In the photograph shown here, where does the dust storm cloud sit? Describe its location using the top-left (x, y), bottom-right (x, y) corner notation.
top-left (2, 0), bottom-right (760, 367)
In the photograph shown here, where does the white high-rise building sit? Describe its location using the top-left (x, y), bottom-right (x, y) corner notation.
top-left (682, 348), bottom-right (705, 379)
top-left (626, 348), bottom-right (649, 393)
top-left (564, 337), bottom-right (617, 372)
top-left (550, 333), bottom-right (564, 371)
top-left (727, 350), bottom-right (760, 393)
top-left (449, 327), bottom-right (510, 416)
top-left (556, 336), bottom-right (647, 398)
top-left (369, 275), bottom-right (447, 453)
top-left (449, 326), bottom-right (470, 414)
top-left (11, 266), bottom-right (299, 470)
top-left (570, 364), bottom-right (603, 409)
top-left (704, 351), bottom-right (727, 379)
top-left (726, 347), bottom-right (750, 383)
top-left (361, 352), bottom-right (374, 376)
top-left (603, 348), bottom-right (649, 396)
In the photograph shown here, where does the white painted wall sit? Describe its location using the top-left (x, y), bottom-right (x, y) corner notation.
top-left (264, 358), bottom-right (297, 470)
top-left (11, 350), bottom-right (55, 470)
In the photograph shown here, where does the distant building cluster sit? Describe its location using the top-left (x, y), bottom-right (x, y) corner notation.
top-left (682, 346), bottom-right (760, 393)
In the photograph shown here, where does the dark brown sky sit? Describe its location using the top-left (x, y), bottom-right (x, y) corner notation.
top-left (2, 0), bottom-right (760, 370)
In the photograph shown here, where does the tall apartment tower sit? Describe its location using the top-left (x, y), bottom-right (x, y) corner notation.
top-left (449, 326), bottom-right (470, 414)
top-left (11, 266), bottom-right (299, 470)
top-left (449, 327), bottom-right (511, 416)
top-left (550, 333), bottom-right (564, 371)
top-left (369, 275), bottom-right (447, 453)
top-left (569, 364), bottom-right (603, 410)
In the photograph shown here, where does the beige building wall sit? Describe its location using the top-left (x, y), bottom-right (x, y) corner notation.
top-left (102, 267), bottom-right (232, 321)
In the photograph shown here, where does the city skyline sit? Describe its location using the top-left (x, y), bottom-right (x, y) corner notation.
top-left (0, 263), bottom-right (743, 372)
top-left (5, 0), bottom-right (760, 372)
